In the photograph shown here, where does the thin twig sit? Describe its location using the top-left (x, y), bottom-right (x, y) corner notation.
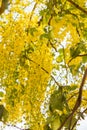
top-left (1, 121), bottom-right (30, 130)
top-left (68, 53), bottom-right (87, 65)
top-left (25, 57), bottom-right (62, 87)
top-left (62, 45), bottom-right (68, 84)
top-left (29, 2), bottom-right (37, 21)
top-left (49, 41), bottom-right (58, 52)
top-left (67, 0), bottom-right (87, 14)
top-left (71, 107), bottom-right (87, 130)
top-left (67, 92), bottom-right (78, 102)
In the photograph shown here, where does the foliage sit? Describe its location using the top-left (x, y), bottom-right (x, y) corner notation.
top-left (0, 0), bottom-right (87, 130)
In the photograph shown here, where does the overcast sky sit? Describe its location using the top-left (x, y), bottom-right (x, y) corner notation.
top-left (76, 116), bottom-right (87, 130)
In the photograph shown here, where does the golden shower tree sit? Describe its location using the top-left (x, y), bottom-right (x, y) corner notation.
top-left (0, 0), bottom-right (87, 130)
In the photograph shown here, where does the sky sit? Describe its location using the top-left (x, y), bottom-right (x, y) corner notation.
top-left (76, 116), bottom-right (87, 130)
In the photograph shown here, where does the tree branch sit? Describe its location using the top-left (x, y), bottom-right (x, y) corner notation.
top-left (61, 44), bottom-right (68, 83)
top-left (49, 41), bottom-right (58, 52)
top-left (25, 57), bottom-right (62, 87)
top-left (67, 0), bottom-right (87, 14)
top-left (29, 2), bottom-right (37, 21)
top-left (68, 53), bottom-right (87, 65)
top-left (0, 0), bottom-right (8, 15)
top-left (57, 68), bottom-right (87, 130)
top-left (67, 92), bottom-right (78, 102)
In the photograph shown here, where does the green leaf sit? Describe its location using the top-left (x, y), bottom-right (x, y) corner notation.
top-left (56, 56), bottom-right (63, 62)
top-left (70, 42), bottom-right (86, 59)
top-left (40, 33), bottom-right (52, 40)
top-left (58, 48), bottom-right (63, 53)
top-left (40, 33), bottom-right (49, 39)
top-left (51, 116), bottom-right (60, 130)
top-left (56, 48), bottom-right (63, 62)
top-left (70, 46), bottom-right (80, 58)
top-left (0, 91), bottom-right (4, 97)
top-left (68, 85), bottom-right (77, 91)
top-left (69, 65), bottom-right (75, 73)
top-left (82, 56), bottom-right (87, 63)
top-left (83, 28), bottom-right (87, 39)
top-left (29, 27), bottom-right (37, 36)
top-left (25, 27), bottom-right (37, 36)
top-left (80, 13), bottom-right (87, 18)
top-left (44, 124), bottom-right (52, 130)
top-left (49, 90), bottom-right (66, 111)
